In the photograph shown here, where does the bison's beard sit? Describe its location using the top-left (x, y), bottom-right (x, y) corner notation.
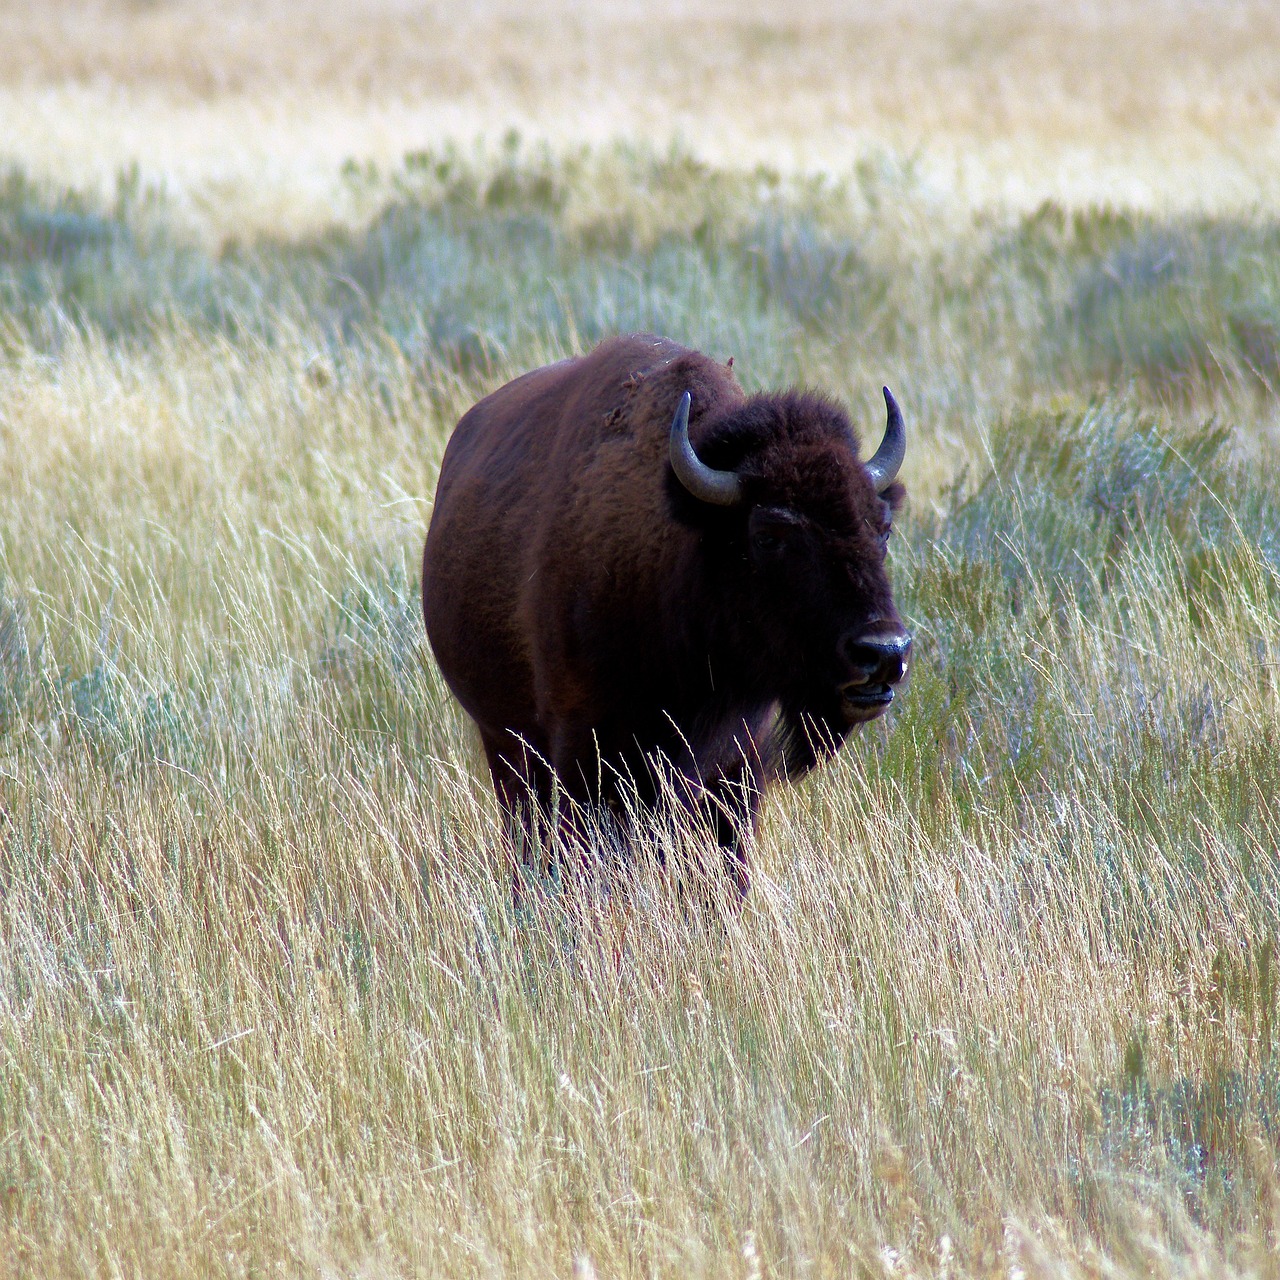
top-left (768, 698), bottom-right (856, 781)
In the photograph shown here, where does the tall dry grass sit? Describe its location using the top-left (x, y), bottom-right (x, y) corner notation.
top-left (4, 327), bottom-right (1280, 1274)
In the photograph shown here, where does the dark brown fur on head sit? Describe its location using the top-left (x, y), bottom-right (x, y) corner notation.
top-left (665, 387), bottom-right (908, 749)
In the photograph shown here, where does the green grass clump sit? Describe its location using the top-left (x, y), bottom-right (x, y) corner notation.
top-left (1, 143), bottom-right (1279, 1277)
top-left (1007, 201), bottom-right (1280, 400)
top-left (881, 404), bottom-right (1280, 872)
top-left (7, 140), bottom-right (1280, 429)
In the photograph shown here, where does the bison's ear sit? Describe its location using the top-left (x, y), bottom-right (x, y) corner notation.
top-left (880, 481), bottom-right (906, 515)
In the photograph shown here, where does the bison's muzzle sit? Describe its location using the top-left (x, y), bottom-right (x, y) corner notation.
top-left (839, 629), bottom-right (913, 721)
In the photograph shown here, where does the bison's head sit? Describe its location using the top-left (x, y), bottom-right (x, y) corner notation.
top-left (669, 386), bottom-right (912, 733)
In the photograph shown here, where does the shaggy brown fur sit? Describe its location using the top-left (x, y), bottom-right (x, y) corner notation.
top-left (422, 334), bottom-right (910, 896)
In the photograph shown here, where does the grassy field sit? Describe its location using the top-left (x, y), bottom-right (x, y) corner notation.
top-left (4, 3), bottom-right (1280, 1276)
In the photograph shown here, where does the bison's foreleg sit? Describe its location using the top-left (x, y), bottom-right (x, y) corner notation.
top-left (656, 751), bottom-right (762, 906)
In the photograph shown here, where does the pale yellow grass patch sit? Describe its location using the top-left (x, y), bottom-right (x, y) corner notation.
top-left (3, 0), bottom-right (1280, 238)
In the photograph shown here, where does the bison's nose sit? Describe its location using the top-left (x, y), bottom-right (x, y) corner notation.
top-left (841, 629), bottom-right (912, 690)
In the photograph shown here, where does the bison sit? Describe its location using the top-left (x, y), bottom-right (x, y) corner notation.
top-left (422, 334), bottom-right (911, 897)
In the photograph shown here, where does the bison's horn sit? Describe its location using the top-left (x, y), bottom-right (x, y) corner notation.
top-left (865, 387), bottom-right (906, 494)
top-left (669, 390), bottom-right (743, 507)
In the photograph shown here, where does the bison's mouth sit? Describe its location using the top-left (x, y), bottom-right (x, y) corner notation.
top-left (840, 684), bottom-right (894, 722)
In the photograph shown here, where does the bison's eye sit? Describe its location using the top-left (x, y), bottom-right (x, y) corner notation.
top-left (880, 500), bottom-right (895, 541)
top-left (748, 507), bottom-right (802, 562)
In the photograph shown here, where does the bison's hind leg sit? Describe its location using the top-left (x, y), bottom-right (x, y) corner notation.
top-left (480, 729), bottom-right (556, 906)
top-left (702, 769), bottom-right (762, 903)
